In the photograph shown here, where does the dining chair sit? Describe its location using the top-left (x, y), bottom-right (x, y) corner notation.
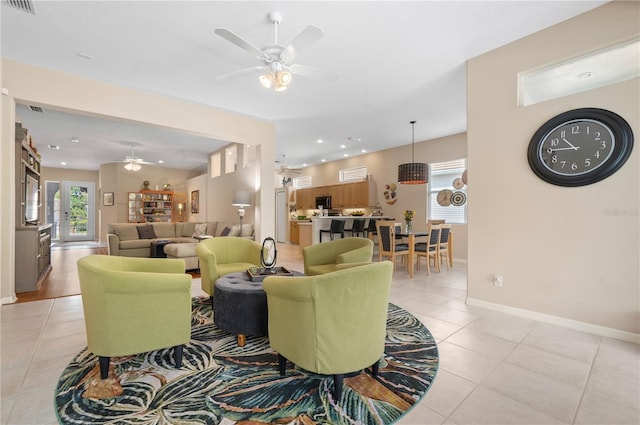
top-left (365, 218), bottom-right (378, 242)
top-left (415, 224), bottom-right (442, 275)
top-left (376, 220), bottom-right (409, 270)
top-left (427, 219), bottom-right (445, 227)
top-left (345, 218), bottom-right (366, 237)
top-left (319, 219), bottom-right (346, 242)
top-left (438, 224), bottom-right (452, 270)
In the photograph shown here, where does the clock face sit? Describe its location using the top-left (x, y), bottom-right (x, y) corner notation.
top-left (528, 108), bottom-right (634, 187)
top-left (537, 119), bottom-right (615, 176)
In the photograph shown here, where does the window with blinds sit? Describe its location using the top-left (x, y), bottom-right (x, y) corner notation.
top-left (339, 166), bottom-right (367, 182)
top-left (428, 159), bottom-right (467, 224)
top-left (293, 176), bottom-right (312, 188)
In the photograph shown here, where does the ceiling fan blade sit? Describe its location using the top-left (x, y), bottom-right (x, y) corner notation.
top-left (216, 66), bottom-right (264, 82)
top-left (215, 28), bottom-right (267, 59)
top-left (280, 25), bottom-right (323, 63)
top-left (290, 64), bottom-right (338, 82)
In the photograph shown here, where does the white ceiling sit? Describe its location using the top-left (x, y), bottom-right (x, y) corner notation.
top-left (1, 0), bottom-right (608, 172)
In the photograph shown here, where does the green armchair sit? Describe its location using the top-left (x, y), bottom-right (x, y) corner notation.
top-left (302, 237), bottom-right (374, 275)
top-left (76, 255), bottom-right (192, 379)
top-left (263, 261), bottom-right (393, 397)
top-left (196, 237), bottom-right (263, 298)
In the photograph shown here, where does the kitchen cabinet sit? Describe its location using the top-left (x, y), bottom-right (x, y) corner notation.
top-left (290, 221), bottom-right (300, 244)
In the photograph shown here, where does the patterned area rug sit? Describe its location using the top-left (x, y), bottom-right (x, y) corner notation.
top-left (55, 297), bottom-right (439, 424)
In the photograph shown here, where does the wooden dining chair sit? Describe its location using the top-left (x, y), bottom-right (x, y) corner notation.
top-left (415, 224), bottom-right (441, 275)
top-left (438, 224), bottom-right (452, 270)
top-left (376, 220), bottom-right (409, 270)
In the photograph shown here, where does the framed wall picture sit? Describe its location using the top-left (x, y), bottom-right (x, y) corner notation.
top-left (191, 190), bottom-right (199, 213)
top-left (103, 192), bottom-right (114, 206)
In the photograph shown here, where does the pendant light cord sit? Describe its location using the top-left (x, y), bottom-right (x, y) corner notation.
top-left (410, 120), bottom-right (416, 162)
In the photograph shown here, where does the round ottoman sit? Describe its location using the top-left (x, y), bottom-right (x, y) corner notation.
top-left (214, 270), bottom-right (303, 347)
top-left (163, 243), bottom-right (199, 270)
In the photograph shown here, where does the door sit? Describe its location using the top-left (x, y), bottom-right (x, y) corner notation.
top-left (275, 189), bottom-right (287, 243)
top-left (60, 181), bottom-right (95, 241)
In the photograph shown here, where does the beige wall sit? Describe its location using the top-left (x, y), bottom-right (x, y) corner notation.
top-left (296, 132), bottom-right (468, 261)
top-left (467, 1), bottom-right (639, 335)
top-left (1, 59), bottom-right (276, 301)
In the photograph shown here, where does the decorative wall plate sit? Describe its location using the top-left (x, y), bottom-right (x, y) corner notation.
top-left (462, 169), bottom-right (468, 184)
top-left (450, 191), bottom-right (466, 206)
top-left (437, 189), bottom-right (452, 206)
top-left (452, 177), bottom-right (464, 189)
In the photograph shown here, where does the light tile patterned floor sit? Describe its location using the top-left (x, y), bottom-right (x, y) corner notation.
top-left (1, 243), bottom-right (639, 424)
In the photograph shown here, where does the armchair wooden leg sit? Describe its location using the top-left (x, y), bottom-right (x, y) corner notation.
top-left (99, 356), bottom-right (110, 379)
top-left (278, 353), bottom-right (287, 376)
top-left (371, 360), bottom-right (380, 377)
top-left (237, 334), bottom-right (246, 347)
top-left (333, 374), bottom-right (344, 398)
top-left (174, 344), bottom-right (184, 368)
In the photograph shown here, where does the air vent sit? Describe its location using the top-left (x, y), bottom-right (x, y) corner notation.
top-left (3, 0), bottom-right (35, 14)
top-left (29, 105), bottom-right (44, 113)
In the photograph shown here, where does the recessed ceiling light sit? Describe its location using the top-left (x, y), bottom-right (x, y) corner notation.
top-left (316, 139), bottom-right (323, 144)
top-left (361, 149), bottom-right (367, 153)
top-left (343, 153), bottom-right (348, 157)
top-left (60, 162), bottom-right (67, 166)
top-left (321, 159), bottom-right (326, 162)
top-left (302, 163), bottom-right (307, 167)
top-left (71, 137), bottom-right (79, 143)
top-left (48, 144), bottom-right (59, 149)
top-left (577, 71), bottom-right (593, 79)
top-left (340, 144), bottom-right (346, 149)
top-left (158, 160), bottom-right (164, 164)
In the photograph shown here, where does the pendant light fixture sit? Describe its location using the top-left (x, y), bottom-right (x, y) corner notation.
top-left (398, 120), bottom-right (428, 184)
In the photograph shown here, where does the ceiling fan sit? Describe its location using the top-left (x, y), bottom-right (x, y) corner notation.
top-left (121, 144), bottom-right (151, 171)
top-left (215, 11), bottom-right (337, 91)
top-left (275, 154), bottom-right (302, 175)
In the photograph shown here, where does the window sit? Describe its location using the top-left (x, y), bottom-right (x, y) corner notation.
top-left (210, 152), bottom-right (221, 178)
top-left (293, 176), bottom-right (311, 188)
top-left (243, 144), bottom-right (257, 168)
top-left (428, 159), bottom-right (467, 224)
top-left (225, 145), bottom-right (237, 174)
top-left (339, 166), bottom-right (367, 182)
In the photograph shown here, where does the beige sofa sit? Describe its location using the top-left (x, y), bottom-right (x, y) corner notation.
top-left (106, 222), bottom-right (254, 269)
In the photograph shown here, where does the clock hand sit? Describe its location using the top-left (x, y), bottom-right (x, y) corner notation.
top-left (562, 138), bottom-right (579, 150)
top-left (549, 147), bottom-right (580, 152)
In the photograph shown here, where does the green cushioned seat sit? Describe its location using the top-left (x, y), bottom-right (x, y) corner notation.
top-left (196, 237), bottom-right (263, 298)
top-left (303, 237), bottom-right (374, 276)
top-left (263, 261), bottom-right (394, 398)
top-left (76, 255), bottom-right (192, 379)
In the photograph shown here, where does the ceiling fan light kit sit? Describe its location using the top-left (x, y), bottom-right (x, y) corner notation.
top-left (215, 11), bottom-right (333, 92)
top-left (124, 161), bottom-right (142, 172)
top-left (398, 121), bottom-right (428, 184)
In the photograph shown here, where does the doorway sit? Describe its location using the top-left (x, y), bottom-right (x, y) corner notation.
top-left (275, 189), bottom-right (287, 243)
top-left (46, 181), bottom-right (96, 242)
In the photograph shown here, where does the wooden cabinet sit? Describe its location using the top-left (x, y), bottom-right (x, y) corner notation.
top-left (295, 181), bottom-right (375, 210)
top-left (128, 190), bottom-right (174, 223)
top-left (15, 224), bottom-right (52, 293)
top-left (290, 221), bottom-right (300, 244)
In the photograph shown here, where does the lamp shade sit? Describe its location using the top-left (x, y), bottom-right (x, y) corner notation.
top-left (232, 190), bottom-right (252, 207)
top-left (398, 162), bottom-right (428, 184)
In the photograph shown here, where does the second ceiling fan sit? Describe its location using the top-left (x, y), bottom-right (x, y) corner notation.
top-left (215, 11), bottom-right (337, 91)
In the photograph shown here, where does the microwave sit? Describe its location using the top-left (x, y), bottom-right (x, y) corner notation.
top-left (315, 195), bottom-right (332, 209)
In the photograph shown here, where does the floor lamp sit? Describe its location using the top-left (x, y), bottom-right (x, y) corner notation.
top-left (232, 190), bottom-right (252, 229)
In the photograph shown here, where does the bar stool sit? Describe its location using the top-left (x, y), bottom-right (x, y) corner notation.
top-left (319, 219), bottom-right (346, 242)
top-left (345, 218), bottom-right (366, 237)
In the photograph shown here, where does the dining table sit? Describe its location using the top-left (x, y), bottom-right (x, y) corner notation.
top-left (396, 230), bottom-right (454, 278)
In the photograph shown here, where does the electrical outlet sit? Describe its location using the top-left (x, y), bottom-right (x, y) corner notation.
top-left (494, 274), bottom-right (503, 287)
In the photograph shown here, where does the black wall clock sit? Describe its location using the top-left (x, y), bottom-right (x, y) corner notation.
top-left (527, 108), bottom-right (634, 187)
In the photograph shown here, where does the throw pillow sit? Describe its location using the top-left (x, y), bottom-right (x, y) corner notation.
top-left (220, 226), bottom-right (231, 237)
top-left (181, 222), bottom-right (196, 237)
top-left (240, 224), bottom-right (253, 237)
top-left (194, 223), bottom-right (208, 237)
top-left (229, 225), bottom-right (241, 237)
top-left (137, 225), bottom-right (157, 239)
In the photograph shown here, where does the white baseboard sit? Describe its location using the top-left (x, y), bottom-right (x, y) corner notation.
top-left (467, 297), bottom-right (640, 344)
top-left (1, 295), bottom-right (17, 305)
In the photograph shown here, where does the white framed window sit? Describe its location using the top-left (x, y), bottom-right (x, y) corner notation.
top-left (293, 176), bottom-right (311, 188)
top-left (339, 166), bottom-right (367, 182)
top-left (210, 152), bottom-right (221, 178)
top-left (428, 158), bottom-right (467, 224)
top-left (225, 145), bottom-right (237, 174)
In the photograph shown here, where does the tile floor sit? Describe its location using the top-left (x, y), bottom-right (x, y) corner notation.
top-left (2, 244), bottom-right (639, 424)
